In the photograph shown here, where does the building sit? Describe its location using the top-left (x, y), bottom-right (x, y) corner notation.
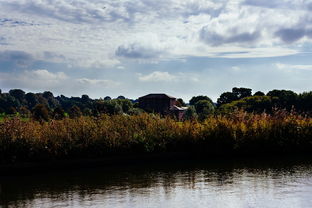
top-left (138, 93), bottom-right (187, 119)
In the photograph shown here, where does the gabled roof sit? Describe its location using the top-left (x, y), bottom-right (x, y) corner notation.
top-left (139, 93), bottom-right (176, 99)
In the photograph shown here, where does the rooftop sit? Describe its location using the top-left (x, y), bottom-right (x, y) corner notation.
top-left (139, 93), bottom-right (176, 99)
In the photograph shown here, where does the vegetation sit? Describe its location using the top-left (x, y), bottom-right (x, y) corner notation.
top-left (2, 87), bottom-right (312, 165)
top-left (1, 110), bottom-right (312, 164)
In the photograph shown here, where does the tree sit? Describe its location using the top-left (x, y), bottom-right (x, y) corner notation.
top-left (217, 92), bottom-right (237, 106)
top-left (177, 98), bottom-right (186, 107)
top-left (116, 99), bottom-right (133, 113)
top-left (254, 91), bottom-right (265, 96)
top-left (232, 87), bottom-right (252, 99)
top-left (297, 92), bottom-right (312, 112)
top-left (25, 93), bottom-right (39, 109)
top-left (81, 94), bottom-right (90, 102)
top-left (189, 95), bottom-right (213, 106)
top-left (195, 100), bottom-right (215, 120)
top-left (184, 106), bottom-right (198, 120)
top-left (32, 104), bottom-right (49, 121)
top-left (42, 91), bottom-right (54, 99)
top-left (117, 95), bottom-right (126, 100)
top-left (69, 105), bottom-right (82, 118)
top-left (267, 89), bottom-right (298, 110)
top-left (104, 96), bottom-right (111, 101)
top-left (9, 89), bottom-right (25, 101)
top-left (53, 106), bottom-right (66, 120)
top-left (217, 87), bottom-right (252, 106)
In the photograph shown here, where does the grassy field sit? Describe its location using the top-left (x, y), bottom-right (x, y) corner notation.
top-left (1, 111), bottom-right (312, 164)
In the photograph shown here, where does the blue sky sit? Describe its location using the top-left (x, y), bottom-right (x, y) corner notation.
top-left (1, 0), bottom-right (312, 101)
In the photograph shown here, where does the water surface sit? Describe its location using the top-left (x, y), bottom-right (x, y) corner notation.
top-left (1, 158), bottom-right (312, 208)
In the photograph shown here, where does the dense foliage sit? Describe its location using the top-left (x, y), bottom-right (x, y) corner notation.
top-left (1, 111), bottom-right (312, 164)
top-left (2, 87), bottom-right (312, 121)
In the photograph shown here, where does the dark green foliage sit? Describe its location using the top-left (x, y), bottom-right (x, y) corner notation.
top-left (104, 96), bottom-right (111, 101)
top-left (116, 99), bottom-right (133, 113)
top-left (117, 95), bottom-right (126, 99)
top-left (177, 98), bottom-right (186, 107)
top-left (254, 91), bottom-right (265, 96)
top-left (267, 89), bottom-right (298, 110)
top-left (189, 95), bottom-right (213, 105)
top-left (25, 93), bottom-right (39, 109)
top-left (9, 89), bottom-right (25, 101)
top-left (218, 96), bottom-right (276, 114)
top-left (217, 87), bottom-right (252, 106)
top-left (184, 106), bottom-right (198, 120)
top-left (297, 92), bottom-right (312, 113)
top-left (195, 100), bottom-right (215, 120)
top-left (32, 104), bottom-right (50, 121)
top-left (232, 87), bottom-right (252, 99)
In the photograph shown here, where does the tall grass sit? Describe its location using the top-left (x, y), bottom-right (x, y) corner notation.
top-left (1, 111), bottom-right (312, 164)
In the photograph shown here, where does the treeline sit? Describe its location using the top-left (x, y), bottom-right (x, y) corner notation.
top-left (186, 87), bottom-right (312, 120)
top-left (0, 89), bottom-right (143, 121)
top-left (1, 87), bottom-right (312, 121)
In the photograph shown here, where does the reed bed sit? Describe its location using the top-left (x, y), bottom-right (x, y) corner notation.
top-left (1, 111), bottom-right (312, 164)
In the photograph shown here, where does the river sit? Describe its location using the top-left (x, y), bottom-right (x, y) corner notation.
top-left (1, 158), bottom-right (312, 208)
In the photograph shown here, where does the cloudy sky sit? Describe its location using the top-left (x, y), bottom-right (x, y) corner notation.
top-left (1, 0), bottom-right (312, 101)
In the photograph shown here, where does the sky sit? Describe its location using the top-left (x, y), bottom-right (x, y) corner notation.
top-left (1, 0), bottom-right (312, 102)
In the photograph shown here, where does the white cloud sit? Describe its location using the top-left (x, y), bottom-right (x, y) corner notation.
top-left (77, 78), bottom-right (120, 87)
top-left (0, 69), bottom-right (120, 96)
top-left (138, 71), bottom-right (199, 83)
top-left (0, 0), bottom-right (312, 69)
top-left (276, 63), bottom-right (312, 71)
top-left (138, 71), bottom-right (177, 82)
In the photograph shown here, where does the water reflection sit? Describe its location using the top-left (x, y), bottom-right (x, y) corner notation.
top-left (1, 158), bottom-right (312, 208)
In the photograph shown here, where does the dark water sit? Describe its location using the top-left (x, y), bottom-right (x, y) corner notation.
top-left (1, 158), bottom-right (312, 208)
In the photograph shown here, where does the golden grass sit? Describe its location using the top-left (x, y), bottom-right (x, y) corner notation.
top-left (1, 111), bottom-right (312, 164)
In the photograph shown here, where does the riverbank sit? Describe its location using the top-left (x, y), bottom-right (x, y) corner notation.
top-left (1, 111), bottom-right (312, 173)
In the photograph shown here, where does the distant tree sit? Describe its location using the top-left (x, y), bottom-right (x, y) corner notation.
top-left (232, 87), bottom-right (252, 99)
top-left (42, 91), bottom-right (54, 99)
top-left (32, 104), bottom-right (49, 121)
top-left (297, 92), bottom-right (312, 112)
top-left (104, 96), bottom-right (111, 101)
top-left (9, 89), bottom-right (25, 101)
top-left (217, 87), bottom-right (252, 106)
top-left (267, 89), bottom-right (298, 110)
top-left (217, 92), bottom-right (237, 106)
top-left (69, 105), bottom-right (82, 118)
top-left (254, 91), bottom-right (265, 96)
top-left (25, 93), bottom-right (39, 109)
top-left (189, 95), bottom-right (213, 106)
top-left (53, 106), bottom-right (66, 120)
top-left (218, 96), bottom-right (276, 114)
top-left (177, 98), bottom-right (186, 107)
top-left (116, 99), bottom-right (133, 113)
top-left (117, 95), bottom-right (126, 100)
top-left (81, 94), bottom-right (90, 102)
top-left (184, 106), bottom-right (198, 120)
top-left (195, 100), bottom-right (215, 120)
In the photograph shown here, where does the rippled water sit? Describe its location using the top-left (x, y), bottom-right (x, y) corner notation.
top-left (1, 158), bottom-right (312, 208)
